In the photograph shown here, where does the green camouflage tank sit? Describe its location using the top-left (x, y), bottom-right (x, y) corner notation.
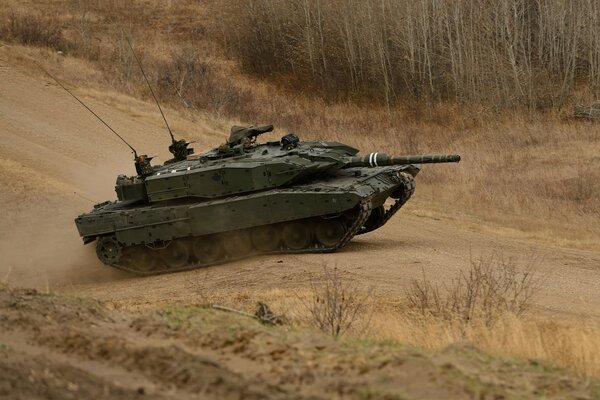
top-left (75, 125), bottom-right (460, 275)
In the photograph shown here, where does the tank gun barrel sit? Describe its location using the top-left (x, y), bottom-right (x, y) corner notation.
top-left (345, 153), bottom-right (460, 168)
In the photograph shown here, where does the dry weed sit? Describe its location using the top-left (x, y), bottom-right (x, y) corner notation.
top-left (0, 12), bottom-right (69, 52)
top-left (297, 267), bottom-right (373, 338)
top-left (370, 310), bottom-right (600, 378)
top-left (185, 270), bottom-right (215, 306)
top-left (407, 252), bottom-right (541, 326)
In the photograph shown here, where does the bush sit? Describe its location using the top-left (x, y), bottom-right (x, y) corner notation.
top-left (299, 267), bottom-right (372, 337)
top-left (407, 253), bottom-right (540, 326)
top-left (0, 12), bottom-right (69, 52)
top-left (155, 47), bottom-right (250, 118)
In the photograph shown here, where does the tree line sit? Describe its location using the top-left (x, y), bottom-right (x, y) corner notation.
top-left (219, 0), bottom-right (600, 109)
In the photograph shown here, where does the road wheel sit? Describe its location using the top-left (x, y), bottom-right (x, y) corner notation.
top-left (251, 225), bottom-right (280, 252)
top-left (315, 220), bottom-right (346, 247)
top-left (160, 240), bottom-right (190, 269)
top-left (130, 246), bottom-right (160, 273)
top-left (222, 230), bottom-right (253, 257)
top-left (282, 222), bottom-right (312, 250)
top-left (192, 235), bottom-right (222, 264)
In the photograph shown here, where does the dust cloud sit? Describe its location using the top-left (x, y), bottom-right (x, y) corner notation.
top-left (0, 62), bottom-right (162, 288)
top-left (0, 166), bottom-right (131, 288)
top-left (0, 207), bottom-right (128, 288)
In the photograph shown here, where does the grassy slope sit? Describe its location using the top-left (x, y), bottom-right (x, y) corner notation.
top-left (1, 286), bottom-right (599, 400)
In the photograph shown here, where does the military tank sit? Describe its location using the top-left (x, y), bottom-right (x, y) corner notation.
top-left (75, 125), bottom-right (460, 275)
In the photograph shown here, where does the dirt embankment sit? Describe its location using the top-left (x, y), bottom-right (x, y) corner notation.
top-left (1, 286), bottom-right (598, 400)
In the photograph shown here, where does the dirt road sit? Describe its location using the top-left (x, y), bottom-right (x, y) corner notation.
top-left (1, 53), bottom-right (599, 319)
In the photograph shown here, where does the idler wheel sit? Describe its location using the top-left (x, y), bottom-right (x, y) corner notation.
top-left (282, 222), bottom-right (312, 250)
top-left (222, 230), bottom-right (253, 257)
top-left (160, 240), bottom-right (190, 269)
top-left (315, 220), bottom-right (346, 247)
top-left (193, 235), bottom-right (222, 264)
top-left (96, 236), bottom-right (122, 265)
top-left (251, 225), bottom-right (280, 252)
top-left (130, 246), bottom-right (160, 273)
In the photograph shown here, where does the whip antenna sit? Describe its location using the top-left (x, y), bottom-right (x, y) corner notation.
top-left (38, 64), bottom-right (138, 158)
top-left (123, 33), bottom-right (176, 145)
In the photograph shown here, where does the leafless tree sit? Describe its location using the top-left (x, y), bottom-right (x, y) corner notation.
top-left (219, 0), bottom-right (600, 109)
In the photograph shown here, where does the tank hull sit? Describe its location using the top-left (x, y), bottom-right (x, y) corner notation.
top-left (75, 166), bottom-right (417, 275)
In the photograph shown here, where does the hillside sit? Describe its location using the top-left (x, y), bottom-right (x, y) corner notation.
top-left (1, 1), bottom-right (600, 398)
top-left (2, 286), bottom-right (599, 399)
top-left (0, 49), bottom-right (598, 312)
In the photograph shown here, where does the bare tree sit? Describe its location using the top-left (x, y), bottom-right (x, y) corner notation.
top-left (219, 0), bottom-right (600, 109)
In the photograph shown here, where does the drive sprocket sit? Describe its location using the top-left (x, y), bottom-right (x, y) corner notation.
top-left (96, 236), bottom-right (122, 265)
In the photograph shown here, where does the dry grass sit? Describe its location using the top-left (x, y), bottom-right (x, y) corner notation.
top-left (199, 261), bottom-right (600, 379)
top-left (0, 11), bottom-right (69, 51)
top-left (370, 312), bottom-right (600, 378)
top-left (191, 259), bottom-right (600, 379)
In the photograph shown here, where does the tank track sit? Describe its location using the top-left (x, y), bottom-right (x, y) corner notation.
top-left (356, 172), bottom-right (415, 235)
top-left (101, 196), bottom-right (373, 275)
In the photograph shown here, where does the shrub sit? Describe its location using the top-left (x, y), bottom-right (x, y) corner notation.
top-left (0, 12), bottom-right (69, 52)
top-left (299, 267), bottom-right (372, 337)
top-left (407, 253), bottom-right (541, 326)
top-left (155, 47), bottom-right (250, 118)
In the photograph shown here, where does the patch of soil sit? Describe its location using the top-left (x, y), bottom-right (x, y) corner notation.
top-left (1, 287), bottom-right (598, 400)
top-left (0, 349), bottom-right (154, 400)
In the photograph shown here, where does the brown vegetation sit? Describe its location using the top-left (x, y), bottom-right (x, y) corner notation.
top-left (220, 0), bottom-right (600, 110)
top-left (207, 255), bottom-right (600, 379)
top-left (223, 258), bottom-right (597, 379)
top-left (371, 307), bottom-right (600, 379)
top-left (0, 12), bottom-right (68, 52)
top-left (406, 253), bottom-right (540, 325)
top-left (297, 267), bottom-right (372, 337)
